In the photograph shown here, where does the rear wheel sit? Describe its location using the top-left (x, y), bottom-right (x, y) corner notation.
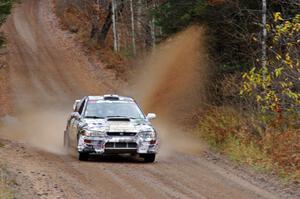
top-left (143, 154), bottom-right (156, 163)
top-left (78, 153), bottom-right (89, 161)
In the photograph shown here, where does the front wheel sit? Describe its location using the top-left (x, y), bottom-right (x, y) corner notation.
top-left (78, 153), bottom-right (89, 161)
top-left (142, 154), bottom-right (156, 163)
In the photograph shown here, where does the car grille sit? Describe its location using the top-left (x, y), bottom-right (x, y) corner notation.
top-left (106, 132), bottom-right (137, 136)
top-left (105, 142), bottom-right (137, 149)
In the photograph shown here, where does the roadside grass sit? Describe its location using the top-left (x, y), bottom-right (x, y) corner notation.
top-left (0, 185), bottom-right (13, 199)
top-left (197, 106), bottom-right (300, 182)
top-left (0, 165), bottom-right (14, 199)
top-left (223, 135), bottom-right (273, 171)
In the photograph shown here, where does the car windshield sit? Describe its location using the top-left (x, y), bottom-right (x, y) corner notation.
top-left (84, 101), bottom-right (145, 119)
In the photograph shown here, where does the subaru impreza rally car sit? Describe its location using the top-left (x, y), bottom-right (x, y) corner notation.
top-left (64, 95), bottom-right (158, 162)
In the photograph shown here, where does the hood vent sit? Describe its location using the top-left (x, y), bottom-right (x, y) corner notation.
top-left (107, 118), bottom-right (130, 122)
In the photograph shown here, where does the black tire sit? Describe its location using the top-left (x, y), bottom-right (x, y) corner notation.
top-left (143, 154), bottom-right (156, 163)
top-left (78, 153), bottom-right (89, 161)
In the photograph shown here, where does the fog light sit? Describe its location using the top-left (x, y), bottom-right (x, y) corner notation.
top-left (149, 140), bottom-right (156, 144)
top-left (84, 139), bottom-right (91, 143)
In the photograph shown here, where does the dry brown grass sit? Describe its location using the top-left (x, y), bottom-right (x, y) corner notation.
top-left (0, 58), bottom-right (12, 117)
top-left (197, 105), bottom-right (300, 182)
top-left (0, 165), bottom-right (14, 199)
top-left (263, 129), bottom-right (300, 177)
top-left (54, 1), bottom-right (130, 80)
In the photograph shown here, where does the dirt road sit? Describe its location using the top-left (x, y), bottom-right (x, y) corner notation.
top-left (0, 0), bottom-right (292, 198)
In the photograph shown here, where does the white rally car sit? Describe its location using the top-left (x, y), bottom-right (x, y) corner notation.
top-left (64, 95), bottom-right (158, 162)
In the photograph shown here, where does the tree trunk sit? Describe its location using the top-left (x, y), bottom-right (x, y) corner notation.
top-left (90, 0), bottom-right (101, 39)
top-left (150, 1), bottom-right (156, 48)
top-left (261, 0), bottom-right (267, 71)
top-left (98, 2), bottom-right (113, 45)
top-left (112, 0), bottom-right (118, 52)
top-left (97, 0), bottom-right (124, 48)
top-left (90, 10), bottom-right (99, 39)
top-left (137, 0), bottom-right (143, 49)
top-left (130, 0), bottom-right (136, 55)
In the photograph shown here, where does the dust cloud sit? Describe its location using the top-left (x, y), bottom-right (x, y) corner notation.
top-left (0, 69), bottom-right (74, 154)
top-left (0, 106), bottom-right (70, 154)
top-left (129, 25), bottom-right (209, 155)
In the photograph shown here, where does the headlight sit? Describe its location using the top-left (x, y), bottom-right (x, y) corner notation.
top-left (80, 129), bottom-right (106, 137)
top-left (139, 131), bottom-right (156, 139)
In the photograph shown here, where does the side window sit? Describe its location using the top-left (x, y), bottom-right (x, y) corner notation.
top-left (78, 100), bottom-right (86, 115)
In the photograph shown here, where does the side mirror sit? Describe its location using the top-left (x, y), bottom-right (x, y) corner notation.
top-left (146, 113), bottom-right (156, 120)
top-left (73, 100), bottom-right (81, 112)
top-left (71, 112), bottom-right (81, 119)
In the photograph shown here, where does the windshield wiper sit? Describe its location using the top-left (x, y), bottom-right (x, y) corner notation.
top-left (85, 116), bottom-right (104, 119)
top-left (128, 117), bottom-right (138, 119)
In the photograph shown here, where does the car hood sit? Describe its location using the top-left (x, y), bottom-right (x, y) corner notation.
top-left (81, 118), bottom-right (154, 133)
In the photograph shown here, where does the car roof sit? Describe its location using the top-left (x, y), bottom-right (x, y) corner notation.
top-left (86, 94), bottom-right (134, 102)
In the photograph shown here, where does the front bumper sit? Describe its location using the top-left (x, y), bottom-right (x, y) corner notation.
top-left (77, 135), bottom-right (158, 154)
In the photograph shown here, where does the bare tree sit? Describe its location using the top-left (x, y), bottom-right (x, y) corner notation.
top-left (97, 0), bottom-right (124, 48)
top-left (261, 0), bottom-right (267, 70)
top-left (98, 2), bottom-right (112, 45)
top-left (150, 0), bottom-right (157, 48)
top-left (112, 0), bottom-right (118, 51)
top-left (90, 4), bottom-right (100, 39)
top-left (130, 0), bottom-right (136, 55)
top-left (70, 0), bottom-right (159, 53)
